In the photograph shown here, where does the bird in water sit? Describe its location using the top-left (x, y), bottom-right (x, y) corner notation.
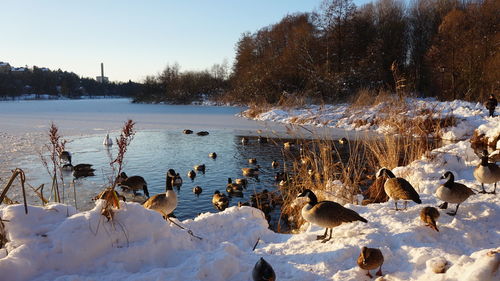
top-left (209, 152), bottom-right (217, 159)
top-left (377, 168), bottom-right (421, 210)
top-left (194, 164), bottom-right (206, 174)
top-left (357, 247), bottom-right (384, 278)
top-left (115, 172), bottom-right (149, 197)
top-left (420, 206), bottom-right (440, 232)
top-left (103, 133), bottom-right (113, 146)
top-left (435, 171), bottom-right (475, 216)
top-left (252, 257), bottom-right (276, 281)
top-left (193, 186), bottom-right (202, 196)
top-left (188, 170), bottom-right (196, 181)
top-left (212, 190), bottom-right (229, 211)
top-left (297, 189), bottom-right (367, 243)
top-left (241, 137), bottom-right (249, 145)
top-left (143, 169), bottom-right (178, 218)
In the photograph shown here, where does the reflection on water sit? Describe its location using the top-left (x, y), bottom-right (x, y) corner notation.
top-left (19, 130), bottom-right (299, 221)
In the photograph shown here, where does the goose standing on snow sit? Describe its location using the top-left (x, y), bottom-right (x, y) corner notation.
top-left (377, 168), bottom-right (421, 210)
top-left (436, 171), bottom-right (475, 216)
top-left (252, 257), bottom-right (276, 281)
top-left (143, 169), bottom-right (177, 218)
top-left (357, 247), bottom-right (384, 278)
top-left (297, 189), bottom-right (367, 243)
top-left (103, 133), bottom-right (113, 146)
top-left (420, 206), bottom-right (440, 231)
top-left (116, 172), bottom-right (149, 197)
top-left (474, 150), bottom-right (500, 194)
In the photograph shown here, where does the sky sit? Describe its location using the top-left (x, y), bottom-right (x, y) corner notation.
top-left (1, 0), bottom-right (370, 82)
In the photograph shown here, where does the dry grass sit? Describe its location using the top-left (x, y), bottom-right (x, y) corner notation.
top-left (242, 101), bottom-right (272, 119)
top-left (278, 136), bottom-right (370, 232)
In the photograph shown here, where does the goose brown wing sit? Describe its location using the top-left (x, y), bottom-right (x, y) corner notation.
top-left (313, 201), bottom-right (368, 223)
top-left (143, 194), bottom-right (165, 209)
top-left (396, 178), bottom-right (421, 203)
top-left (454, 182), bottom-right (475, 197)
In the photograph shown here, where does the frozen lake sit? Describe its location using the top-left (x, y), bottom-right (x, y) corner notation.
top-left (0, 98), bottom-right (353, 222)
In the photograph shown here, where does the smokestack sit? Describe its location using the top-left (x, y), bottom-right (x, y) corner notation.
top-left (101, 63), bottom-right (104, 78)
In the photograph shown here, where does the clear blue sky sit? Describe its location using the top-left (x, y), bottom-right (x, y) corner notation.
top-left (1, 0), bottom-right (370, 82)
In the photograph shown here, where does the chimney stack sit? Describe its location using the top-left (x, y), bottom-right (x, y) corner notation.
top-left (101, 63), bottom-right (104, 78)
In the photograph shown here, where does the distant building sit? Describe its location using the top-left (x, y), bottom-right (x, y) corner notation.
top-left (11, 67), bottom-right (27, 73)
top-left (96, 62), bottom-right (108, 83)
top-left (0, 62), bottom-right (11, 73)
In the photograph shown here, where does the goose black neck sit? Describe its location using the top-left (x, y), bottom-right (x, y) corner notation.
top-left (382, 168), bottom-right (396, 178)
top-left (443, 172), bottom-right (455, 187)
top-left (166, 174), bottom-right (173, 191)
top-left (481, 155), bottom-right (489, 166)
top-left (307, 191), bottom-right (318, 205)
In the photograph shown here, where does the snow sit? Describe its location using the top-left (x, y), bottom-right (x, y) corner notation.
top-left (1, 98), bottom-right (499, 280)
top-left (243, 98), bottom-right (498, 144)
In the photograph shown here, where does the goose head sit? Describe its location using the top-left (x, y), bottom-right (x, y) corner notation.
top-left (480, 150), bottom-right (490, 166)
top-left (440, 171), bottom-right (455, 186)
top-left (376, 167), bottom-right (395, 178)
top-left (297, 189), bottom-right (318, 205)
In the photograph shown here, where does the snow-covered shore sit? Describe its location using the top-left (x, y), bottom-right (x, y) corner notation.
top-left (243, 98), bottom-right (500, 144)
top-left (1, 98), bottom-right (499, 281)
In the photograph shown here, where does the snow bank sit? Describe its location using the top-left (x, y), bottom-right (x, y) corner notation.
top-left (243, 98), bottom-right (498, 143)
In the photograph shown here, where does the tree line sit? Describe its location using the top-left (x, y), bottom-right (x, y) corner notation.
top-left (226, 0), bottom-right (498, 104)
top-left (0, 66), bottom-right (141, 98)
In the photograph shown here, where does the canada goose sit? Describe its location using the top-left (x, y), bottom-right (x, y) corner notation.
top-left (271, 160), bottom-right (279, 169)
top-left (194, 164), bottom-right (206, 174)
top-left (193, 186), bottom-right (202, 195)
top-left (103, 133), bottom-right (113, 146)
top-left (66, 163), bottom-right (95, 179)
top-left (283, 142), bottom-right (292, 149)
top-left (212, 190), bottom-right (229, 211)
top-left (188, 170), bottom-right (196, 181)
top-left (59, 150), bottom-right (72, 164)
top-left (183, 129), bottom-right (193, 134)
top-left (339, 137), bottom-right (348, 145)
top-left (173, 173), bottom-right (183, 188)
top-left (242, 165), bottom-right (260, 177)
top-left (226, 178), bottom-right (243, 194)
top-left (377, 168), bottom-right (421, 210)
top-left (297, 189), bottom-right (367, 243)
top-left (420, 206), bottom-right (440, 231)
top-left (197, 131), bottom-right (209, 136)
top-left (274, 172), bottom-right (288, 183)
top-left (234, 178), bottom-right (248, 188)
top-left (72, 168), bottom-right (95, 179)
top-left (258, 136), bottom-right (268, 144)
top-left (248, 158), bottom-right (257, 164)
top-left (357, 247), bottom-right (384, 278)
top-left (473, 150), bottom-right (500, 194)
top-left (116, 172), bottom-right (149, 197)
top-left (252, 257), bottom-right (276, 281)
top-left (436, 171), bottom-right (475, 216)
top-left (209, 152), bottom-right (217, 159)
top-left (241, 137), bottom-right (249, 145)
top-left (143, 169), bottom-right (178, 218)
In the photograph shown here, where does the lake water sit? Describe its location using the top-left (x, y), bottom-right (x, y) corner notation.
top-left (1, 99), bottom-right (356, 224)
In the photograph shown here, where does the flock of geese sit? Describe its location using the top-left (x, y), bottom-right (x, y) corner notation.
top-left (59, 132), bottom-right (499, 280)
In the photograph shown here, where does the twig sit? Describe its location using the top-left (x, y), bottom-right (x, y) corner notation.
top-left (166, 217), bottom-right (203, 240)
top-left (252, 237), bottom-right (260, 251)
